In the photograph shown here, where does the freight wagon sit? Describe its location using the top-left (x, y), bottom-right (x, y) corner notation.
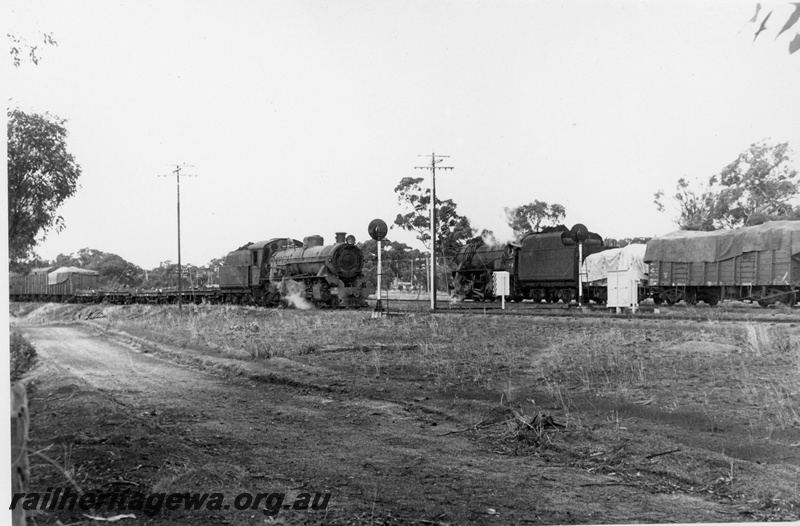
top-left (644, 221), bottom-right (800, 306)
top-left (9, 267), bottom-right (100, 302)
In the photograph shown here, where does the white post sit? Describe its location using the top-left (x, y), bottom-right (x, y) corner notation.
top-left (373, 240), bottom-right (383, 318)
top-left (578, 241), bottom-right (583, 307)
top-left (377, 239), bottom-right (382, 303)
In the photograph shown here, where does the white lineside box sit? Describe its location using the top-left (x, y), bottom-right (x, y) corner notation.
top-left (607, 268), bottom-right (639, 313)
top-left (493, 271), bottom-right (510, 309)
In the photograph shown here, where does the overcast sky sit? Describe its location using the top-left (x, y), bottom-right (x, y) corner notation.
top-left (6, 0), bottom-right (800, 269)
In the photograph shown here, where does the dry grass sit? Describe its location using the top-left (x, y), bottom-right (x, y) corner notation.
top-left (15, 302), bottom-right (800, 432)
top-left (10, 330), bottom-right (38, 382)
top-left (737, 323), bottom-right (800, 429)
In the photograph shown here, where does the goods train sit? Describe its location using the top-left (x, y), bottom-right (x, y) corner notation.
top-left (9, 232), bottom-right (375, 308)
top-left (452, 220), bottom-right (800, 307)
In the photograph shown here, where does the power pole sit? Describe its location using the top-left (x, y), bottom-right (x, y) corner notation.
top-left (415, 153), bottom-right (453, 311)
top-left (158, 164), bottom-right (196, 316)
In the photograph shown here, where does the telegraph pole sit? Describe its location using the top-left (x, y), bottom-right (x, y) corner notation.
top-left (415, 153), bottom-right (453, 311)
top-left (158, 164), bottom-right (196, 316)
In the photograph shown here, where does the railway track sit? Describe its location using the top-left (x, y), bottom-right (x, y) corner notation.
top-left (371, 297), bottom-right (800, 324)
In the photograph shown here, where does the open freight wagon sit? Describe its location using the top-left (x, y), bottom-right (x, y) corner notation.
top-left (644, 220), bottom-right (800, 306)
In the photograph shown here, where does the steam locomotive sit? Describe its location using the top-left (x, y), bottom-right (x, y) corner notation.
top-left (9, 231), bottom-right (375, 308)
top-left (453, 220), bottom-right (800, 307)
top-left (219, 232), bottom-right (374, 307)
top-left (452, 224), bottom-right (607, 303)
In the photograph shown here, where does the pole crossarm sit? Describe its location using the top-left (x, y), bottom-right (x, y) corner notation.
top-left (157, 164), bottom-right (198, 316)
top-left (414, 152), bottom-right (453, 311)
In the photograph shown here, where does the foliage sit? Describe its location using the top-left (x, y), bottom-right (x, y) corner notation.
top-left (8, 32), bottom-right (57, 68)
top-left (655, 141), bottom-right (800, 231)
top-left (139, 261), bottom-right (211, 290)
top-left (393, 177), bottom-right (475, 257)
top-left (10, 332), bottom-right (37, 383)
top-left (749, 3), bottom-right (800, 55)
top-left (653, 179), bottom-right (718, 231)
top-left (7, 109), bottom-right (82, 263)
top-left (358, 238), bottom-right (427, 289)
top-left (603, 237), bottom-right (653, 248)
top-left (504, 201), bottom-right (566, 238)
top-left (711, 141), bottom-right (800, 228)
top-left (35, 249), bottom-right (216, 290)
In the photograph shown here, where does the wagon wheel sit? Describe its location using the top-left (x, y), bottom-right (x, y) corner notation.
top-left (781, 292), bottom-right (796, 306)
top-left (704, 295), bottom-right (719, 307)
top-left (662, 290), bottom-right (680, 306)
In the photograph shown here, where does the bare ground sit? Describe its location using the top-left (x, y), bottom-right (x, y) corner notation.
top-left (9, 303), bottom-right (800, 525)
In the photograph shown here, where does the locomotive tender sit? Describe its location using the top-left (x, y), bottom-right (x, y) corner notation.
top-left (452, 224), bottom-right (607, 303)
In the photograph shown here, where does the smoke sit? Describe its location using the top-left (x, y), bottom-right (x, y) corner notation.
top-left (482, 231), bottom-right (498, 246)
top-left (278, 279), bottom-right (314, 310)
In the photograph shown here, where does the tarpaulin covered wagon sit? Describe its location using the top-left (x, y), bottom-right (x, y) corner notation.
top-left (9, 267), bottom-right (99, 301)
top-left (644, 221), bottom-right (800, 306)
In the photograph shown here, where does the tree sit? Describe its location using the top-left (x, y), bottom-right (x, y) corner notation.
top-left (8, 109), bottom-right (82, 262)
top-left (357, 238), bottom-right (426, 289)
top-left (711, 141), bottom-right (799, 228)
top-left (603, 236), bottom-right (653, 248)
top-left (655, 141), bottom-right (800, 231)
top-left (504, 201), bottom-right (566, 238)
top-left (393, 177), bottom-right (475, 257)
top-left (8, 32), bottom-right (58, 68)
top-left (653, 179), bottom-right (718, 231)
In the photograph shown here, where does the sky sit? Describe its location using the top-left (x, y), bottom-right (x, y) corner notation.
top-left (5, 0), bottom-right (800, 270)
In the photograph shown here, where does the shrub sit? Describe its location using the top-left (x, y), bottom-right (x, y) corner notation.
top-left (10, 332), bottom-right (37, 382)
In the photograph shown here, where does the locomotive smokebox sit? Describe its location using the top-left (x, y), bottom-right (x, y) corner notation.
top-left (303, 235), bottom-right (324, 248)
top-left (335, 232), bottom-right (346, 244)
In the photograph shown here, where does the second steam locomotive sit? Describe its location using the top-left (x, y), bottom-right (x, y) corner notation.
top-left (452, 224), bottom-right (606, 303)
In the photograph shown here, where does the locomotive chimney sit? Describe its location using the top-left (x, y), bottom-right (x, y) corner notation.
top-left (335, 232), bottom-right (346, 244)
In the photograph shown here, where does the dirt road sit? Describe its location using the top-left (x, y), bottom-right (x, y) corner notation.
top-left (16, 323), bottom-right (754, 524)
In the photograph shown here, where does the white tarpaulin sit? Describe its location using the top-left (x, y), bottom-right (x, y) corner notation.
top-left (47, 266), bottom-right (100, 285)
top-left (582, 244), bottom-right (648, 283)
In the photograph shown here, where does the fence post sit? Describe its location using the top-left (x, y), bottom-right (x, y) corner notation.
top-left (11, 382), bottom-right (29, 526)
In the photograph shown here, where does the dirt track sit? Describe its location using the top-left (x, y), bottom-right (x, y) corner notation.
top-left (13, 316), bottom-right (797, 525)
